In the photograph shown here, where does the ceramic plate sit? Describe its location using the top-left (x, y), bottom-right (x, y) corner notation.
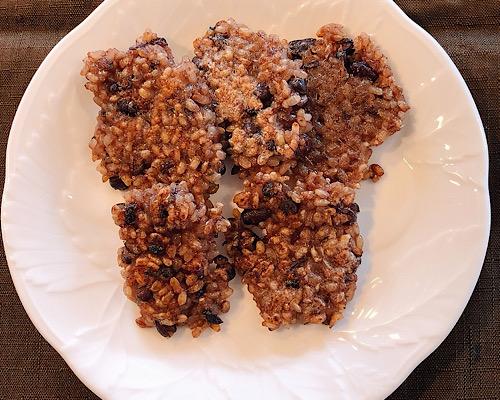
top-left (2, 0), bottom-right (490, 399)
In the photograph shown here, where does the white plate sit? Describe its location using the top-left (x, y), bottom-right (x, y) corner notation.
top-left (2, 0), bottom-right (490, 399)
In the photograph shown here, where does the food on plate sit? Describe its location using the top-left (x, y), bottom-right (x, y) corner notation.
top-left (193, 20), bottom-right (406, 330)
top-left (82, 32), bottom-right (233, 337)
top-left (112, 182), bottom-right (233, 337)
top-left (82, 19), bottom-right (408, 336)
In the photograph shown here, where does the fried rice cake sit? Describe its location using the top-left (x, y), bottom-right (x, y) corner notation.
top-left (193, 19), bottom-right (313, 173)
top-left (112, 182), bottom-right (234, 337)
top-left (225, 172), bottom-right (362, 330)
top-left (82, 32), bottom-right (225, 195)
top-left (289, 24), bottom-right (409, 187)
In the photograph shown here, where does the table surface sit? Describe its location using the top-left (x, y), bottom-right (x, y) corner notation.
top-left (0, 1), bottom-right (498, 399)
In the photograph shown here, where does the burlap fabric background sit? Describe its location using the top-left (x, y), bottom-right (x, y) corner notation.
top-left (0, 1), bottom-right (498, 398)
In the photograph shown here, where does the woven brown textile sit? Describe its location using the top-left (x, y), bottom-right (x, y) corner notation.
top-left (0, 1), bottom-right (498, 399)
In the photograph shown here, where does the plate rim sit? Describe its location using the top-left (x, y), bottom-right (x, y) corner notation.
top-left (1, 0), bottom-right (491, 399)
